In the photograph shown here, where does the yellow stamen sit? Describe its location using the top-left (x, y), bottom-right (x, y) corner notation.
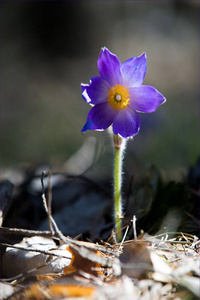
top-left (108, 84), bottom-right (130, 111)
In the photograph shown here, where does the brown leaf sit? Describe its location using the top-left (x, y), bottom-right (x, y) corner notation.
top-left (49, 284), bottom-right (95, 298)
top-left (36, 274), bottom-right (57, 282)
top-left (19, 283), bottom-right (95, 299)
top-left (120, 241), bottom-right (152, 279)
top-left (63, 245), bottom-right (104, 277)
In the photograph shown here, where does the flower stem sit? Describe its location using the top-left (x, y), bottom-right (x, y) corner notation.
top-left (113, 134), bottom-right (124, 242)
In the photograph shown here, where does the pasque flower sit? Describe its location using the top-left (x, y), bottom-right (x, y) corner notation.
top-left (81, 47), bottom-right (166, 138)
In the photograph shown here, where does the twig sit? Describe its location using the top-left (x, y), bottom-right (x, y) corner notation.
top-left (47, 172), bottom-right (54, 235)
top-left (1, 242), bottom-right (71, 259)
top-left (152, 232), bottom-right (197, 240)
top-left (39, 173), bottom-right (119, 266)
top-left (123, 237), bottom-right (198, 246)
top-left (0, 260), bottom-right (57, 283)
top-left (0, 227), bottom-right (52, 237)
top-left (133, 215), bottom-right (137, 240)
top-left (0, 227), bottom-right (118, 257)
top-left (118, 225), bottom-right (129, 253)
top-left (39, 174), bottom-right (117, 266)
top-left (41, 171), bottom-right (54, 235)
top-left (107, 224), bottom-right (128, 244)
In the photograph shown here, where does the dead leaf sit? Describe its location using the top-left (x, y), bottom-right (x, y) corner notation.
top-left (2, 237), bottom-right (71, 278)
top-left (63, 245), bottom-right (104, 277)
top-left (49, 284), bottom-right (95, 298)
top-left (120, 241), bottom-right (152, 279)
top-left (16, 283), bottom-right (95, 300)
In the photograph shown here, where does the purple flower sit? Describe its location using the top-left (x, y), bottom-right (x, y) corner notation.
top-left (81, 47), bottom-right (166, 138)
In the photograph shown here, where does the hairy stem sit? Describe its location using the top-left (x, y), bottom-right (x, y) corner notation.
top-left (113, 134), bottom-right (125, 242)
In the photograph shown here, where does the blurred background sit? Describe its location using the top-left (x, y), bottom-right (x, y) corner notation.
top-left (1, 0), bottom-right (199, 178)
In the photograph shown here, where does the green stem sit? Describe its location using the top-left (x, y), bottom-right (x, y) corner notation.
top-left (113, 134), bottom-right (124, 242)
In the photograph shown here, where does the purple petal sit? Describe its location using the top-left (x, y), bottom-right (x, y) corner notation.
top-left (113, 107), bottom-right (141, 138)
top-left (129, 85), bottom-right (166, 113)
top-left (81, 102), bottom-right (115, 132)
top-left (81, 76), bottom-right (110, 105)
top-left (121, 53), bottom-right (147, 88)
top-left (81, 118), bottom-right (101, 132)
top-left (97, 47), bottom-right (123, 86)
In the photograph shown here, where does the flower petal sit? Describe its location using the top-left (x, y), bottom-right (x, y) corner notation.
top-left (97, 47), bottom-right (123, 86)
top-left (81, 102), bottom-right (115, 132)
top-left (113, 107), bottom-right (141, 138)
top-left (81, 76), bottom-right (110, 105)
top-left (121, 53), bottom-right (147, 88)
top-left (129, 85), bottom-right (166, 113)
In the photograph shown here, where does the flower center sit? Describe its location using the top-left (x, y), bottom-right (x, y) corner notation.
top-left (108, 84), bottom-right (130, 111)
